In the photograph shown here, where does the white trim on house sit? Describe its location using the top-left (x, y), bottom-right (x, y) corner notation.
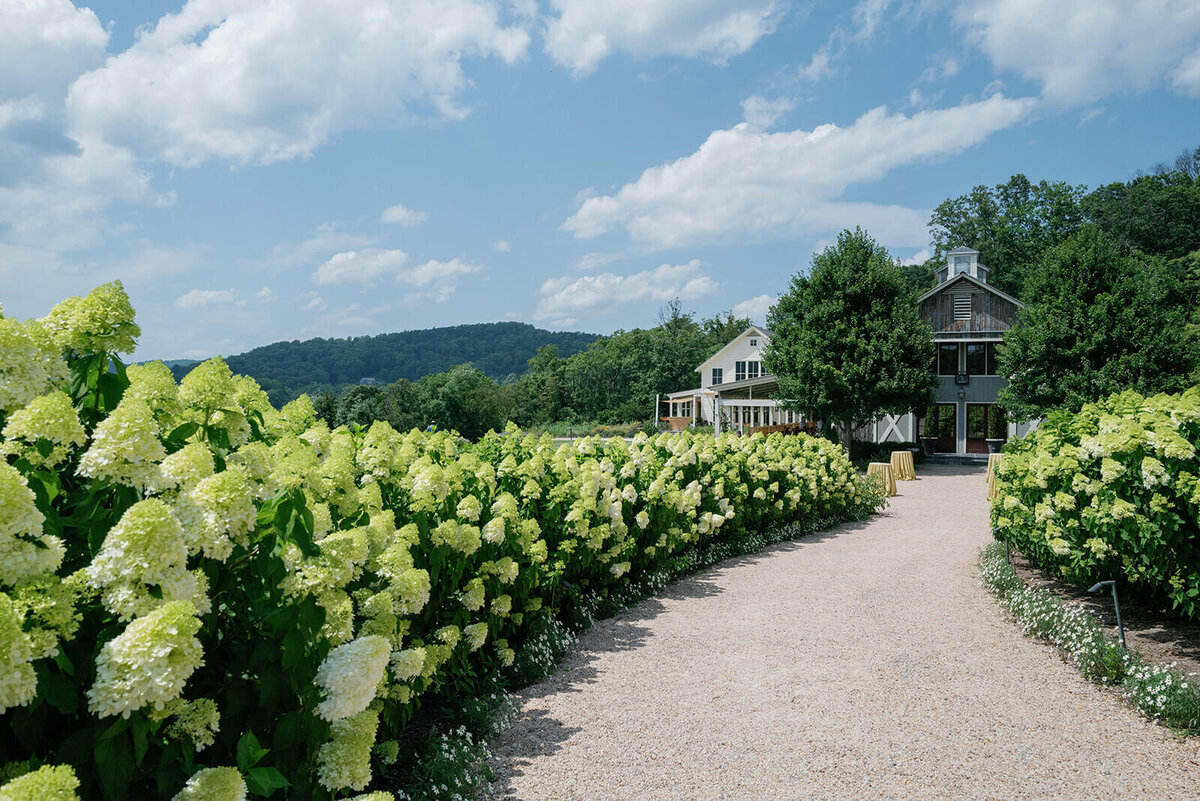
top-left (916, 271), bottom-right (1025, 309)
top-left (694, 325), bottom-right (771, 374)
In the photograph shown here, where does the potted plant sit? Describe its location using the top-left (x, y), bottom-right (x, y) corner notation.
top-left (986, 405), bottom-right (1007, 453)
top-left (920, 405), bottom-right (938, 456)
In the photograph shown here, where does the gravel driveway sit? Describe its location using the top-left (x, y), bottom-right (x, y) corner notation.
top-left (490, 466), bottom-right (1200, 800)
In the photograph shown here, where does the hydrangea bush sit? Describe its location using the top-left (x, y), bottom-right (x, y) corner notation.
top-left (991, 387), bottom-right (1200, 618)
top-left (0, 284), bottom-right (881, 799)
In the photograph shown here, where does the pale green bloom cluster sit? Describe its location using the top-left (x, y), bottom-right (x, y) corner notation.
top-left (86, 499), bottom-right (208, 621)
top-left (157, 697), bottom-right (221, 750)
top-left (992, 387), bottom-right (1200, 618)
top-left (0, 316), bottom-right (68, 414)
top-left (77, 399), bottom-right (166, 490)
top-left (0, 593), bottom-right (37, 713)
top-left (314, 635), bottom-right (390, 722)
top-left (87, 601), bottom-right (204, 718)
top-left (171, 767), bottom-right (246, 801)
top-left (42, 281), bottom-right (140, 355)
top-left (1, 392), bottom-right (85, 467)
top-left (317, 707), bottom-right (380, 792)
top-left (0, 462), bottom-right (63, 586)
top-left (0, 764), bottom-right (79, 801)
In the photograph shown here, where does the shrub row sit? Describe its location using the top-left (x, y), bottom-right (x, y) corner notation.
top-left (991, 387), bottom-right (1200, 618)
top-left (0, 283), bottom-right (882, 800)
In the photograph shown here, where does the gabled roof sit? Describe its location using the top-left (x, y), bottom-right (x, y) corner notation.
top-left (945, 246), bottom-right (979, 255)
top-left (917, 272), bottom-right (1025, 308)
top-left (695, 325), bottom-right (771, 373)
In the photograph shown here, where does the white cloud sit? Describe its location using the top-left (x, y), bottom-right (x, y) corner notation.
top-left (0, 0), bottom-right (108, 101)
top-left (314, 248), bottom-right (411, 286)
top-left (269, 223), bottom-right (375, 268)
top-left (175, 289), bottom-right (238, 308)
top-left (544, 0), bottom-right (781, 75)
top-left (537, 259), bottom-right (716, 322)
top-left (313, 249), bottom-right (481, 301)
top-left (66, 0), bottom-right (531, 167)
top-left (731, 294), bottom-right (775, 322)
top-left (491, 239), bottom-right (511, 252)
top-left (952, 0), bottom-right (1200, 105)
top-left (563, 94), bottom-right (1036, 250)
top-left (303, 294), bottom-right (327, 312)
top-left (741, 95), bottom-right (794, 131)
top-left (256, 287), bottom-right (276, 303)
top-left (901, 248), bottom-right (931, 266)
top-left (574, 251), bottom-right (620, 271)
top-left (381, 203), bottom-right (428, 226)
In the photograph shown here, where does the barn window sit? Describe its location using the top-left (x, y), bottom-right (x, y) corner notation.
top-left (953, 294), bottom-right (972, 321)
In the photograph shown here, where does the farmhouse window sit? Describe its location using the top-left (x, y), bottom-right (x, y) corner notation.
top-left (747, 361), bottom-right (760, 379)
top-left (735, 361), bottom-right (747, 381)
top-left (938, 343), bottom-right (958, 376)
top-left (712, 367), bottom-right (723, 385)
top-left (749, 338), bottom-right (757, 346)
top-left (966, 343), bottom-right (986, 375)
top-left (953, 294), bottom-right (972, 321)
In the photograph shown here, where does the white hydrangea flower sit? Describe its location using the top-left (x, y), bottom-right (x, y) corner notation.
top-left (172, 767), bottom-right (246, 801)
top-left (316, 707), bottom-right (379, 792)
top-left (0, 317), bottom-right (69, 414)
top-left (1, 391), bottom-right (85, 467)
top-left (173, 467), bottom-right (256, 561)
top-left (87, 601), bottom-right (204, 719)
top-left (86, 499), bottom-right (205, 621)
top-left (154, 443), bottom-right (215, 493)
top-left (77, 399), bottom-right (165, 491)
top-left (314, 635), bottom-right (390, 722)
top-left (391, 647), bottom-right (426, 682)
top-left (0, 462), bottom-right (64, 586)
top-left (0, 764), bottom-right (80, 801)
top-left (464, 622), bottom-right (488, 651)
top-left (0, 592), bottom-right (37, 713)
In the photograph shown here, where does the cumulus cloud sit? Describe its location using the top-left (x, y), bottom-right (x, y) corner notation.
top-left (256, 287), bottom-right (276, 303)
top-left (544, 0), bottom-right (781, 75)
top-left (731, 294), bottom-right (775, 322)
top-left (314, 248), bottom-right (411, 286)
top-left (537, 259), bottom-right (716, 323)
top-left (741, 95), bottom-right (794, 131)
top-left (491, 239), bottom-right (511, 252)
top-left (901, 248), bottom-right (931, 265)
top-left (381, 203), bottom-right (428, 226)
top-left (313, 249), bottom-right (481, 301)
top-left (176, 289), bottom-right (238, 308)
top-left (952, 0), bottom-right (1200, 104)
top-left (563, 94), bottom-right (1035, 250)
top-left (0, 0), bottom-right (108, 102)
top-left (66, 0), bottom-right (531, 167)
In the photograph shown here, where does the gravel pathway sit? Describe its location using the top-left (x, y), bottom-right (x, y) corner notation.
top-left (490, 466), bottom-right (1200, 800)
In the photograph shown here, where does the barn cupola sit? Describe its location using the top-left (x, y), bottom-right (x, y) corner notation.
top-left (936, 246), bottom-right (989, 285)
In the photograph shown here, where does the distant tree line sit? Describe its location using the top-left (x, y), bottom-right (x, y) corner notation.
top-left (170, 322), bottom-right (598, 405)
top-left (313, 305), bottom-right (752, 438)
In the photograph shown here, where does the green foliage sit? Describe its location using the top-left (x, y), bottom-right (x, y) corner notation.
top-left (416, 365), bottom-right (511, 441)
top-left (1081, 152), bottom-right (1200, 262)
top-left (170, 323), bottom-right (597, 406)
top-left (997, 226), bottom-right (1200, 420)
top-left (765, 228), bottom-right (936, 435)
top-left (929, 173), bottom-right (1086, 297)
top-left (991, 386), bottom-right (1200, 620)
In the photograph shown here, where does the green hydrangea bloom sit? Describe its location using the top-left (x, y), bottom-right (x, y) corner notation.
top-left (0, 318), bottom-right (68, 414)
top-left (1, 391), bottom-right (85, 467)
top-left (316, 707), bottom-right (379, 792)
top-left (0, 593), bottom-right (36, 713)
top-left (171, 767), bottom-right (245, 801)
top-left (0, 764), bottom-right (80, 801)
top-left (87, 600), bottom-right (204, 718)
top-left (42, 281), bottom-right (140, 355)
top-left (77, 398), bottom-right (166, 491)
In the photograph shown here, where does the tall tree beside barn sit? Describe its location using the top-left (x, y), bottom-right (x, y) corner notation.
top-left (997, 225), bottom-right (1200, 420)
top-left (765, 228), bottom-right (936, 445)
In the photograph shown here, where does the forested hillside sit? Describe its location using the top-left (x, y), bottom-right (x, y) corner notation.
top-left (171, 322), bottom-right (596, 403)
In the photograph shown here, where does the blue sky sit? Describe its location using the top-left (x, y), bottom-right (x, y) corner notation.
top-left (3, 0), bottom-right (1200, 360)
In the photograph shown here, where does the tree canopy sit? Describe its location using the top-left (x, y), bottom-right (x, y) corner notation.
top-left (997, 226), bottom-right (1200, 420)
top-left (765, 228), bottom-right (936, 437)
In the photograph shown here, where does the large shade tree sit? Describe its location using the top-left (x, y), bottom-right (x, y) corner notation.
top-left (997, 225), bottom-right (1200, 419)
top-left (765, 228), bottom-right (936, 444)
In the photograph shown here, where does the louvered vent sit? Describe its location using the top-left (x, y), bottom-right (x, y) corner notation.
top-left (953, 294), bottom-right (972, 321)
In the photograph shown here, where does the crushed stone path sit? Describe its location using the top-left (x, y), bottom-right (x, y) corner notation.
top-left (490, 466), bottom-right (1200, 800)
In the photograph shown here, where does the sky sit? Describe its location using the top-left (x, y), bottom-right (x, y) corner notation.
top-left (3, 0), bottom-right (1200, 361)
